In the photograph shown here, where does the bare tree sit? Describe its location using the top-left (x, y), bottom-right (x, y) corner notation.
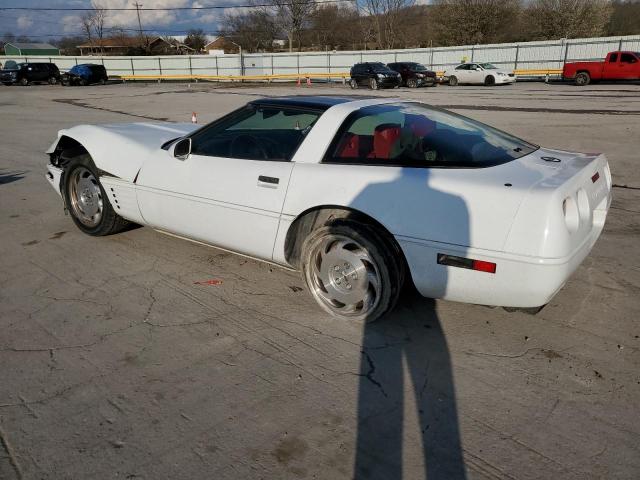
top-left (80, 1), bottom-right (108, 54)
top-left (184, 29), bottom-right (207, 53)
top-left (267, 0), bottom-right (315, 51)
top-left (358, 0), bottom-right (416, 49)
top-left (525, 0), bottom-right (613, 40)
top-left (432, 0), bottom-right (522, 46)
top-left (305, 5), bottom-right (360, 50)
top-left (221, 11), bottom-right (279, 53)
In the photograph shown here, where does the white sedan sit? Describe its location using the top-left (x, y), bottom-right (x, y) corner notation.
top-left (445, 62), bottom-right (516, 86)
top-left (45, 96), bottom-right (611, 322)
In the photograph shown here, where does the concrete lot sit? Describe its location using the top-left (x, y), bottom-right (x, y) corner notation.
top-left (0, 81), bottom-right (639, 480)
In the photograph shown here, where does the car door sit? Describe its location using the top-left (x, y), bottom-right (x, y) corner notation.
top-left (135, 104), bottom-right (321, 260)
top-left (454, 64), bottom-right (470, 83)
top-left (467, 64), bottom-right (484, 83)
top-left (618, 53), bottom-right (639, 79)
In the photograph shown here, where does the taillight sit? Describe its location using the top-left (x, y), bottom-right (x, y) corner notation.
top-left (562, 195), bottom-right (580, 233)
top-left (437, 254), bottom-right (496, 274)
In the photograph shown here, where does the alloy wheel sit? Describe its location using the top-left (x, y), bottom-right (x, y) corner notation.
top-left (307, 235), bottom-right (381, 317)
top-left (68, 166), bottom-right (103, 227)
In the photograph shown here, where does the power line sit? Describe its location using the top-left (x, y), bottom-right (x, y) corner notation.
top-left (0, 0), bottom-right (355, 12)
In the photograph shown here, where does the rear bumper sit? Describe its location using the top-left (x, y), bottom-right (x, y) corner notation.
top-left (399, 202), bottom-right (609, 308)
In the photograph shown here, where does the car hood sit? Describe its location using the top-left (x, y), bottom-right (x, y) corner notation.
top-left (47, 122), bottom-right (200, 182)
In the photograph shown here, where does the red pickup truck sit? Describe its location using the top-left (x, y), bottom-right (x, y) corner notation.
top-left (563, 51), bottom-right (640, 85)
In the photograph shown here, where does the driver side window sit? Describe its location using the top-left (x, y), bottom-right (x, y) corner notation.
top-left (190, 106), bottom-right (320, 161)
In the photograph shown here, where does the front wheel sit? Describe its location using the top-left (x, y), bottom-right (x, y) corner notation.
top-left (575, 72), bottom-right (590, 86)
top-left (484, 75), bottom-right (495, 86)
top-left (62, 154), bottom-right (129, 236)
top-left (301, 220), bottom-right (404, 323)
top-left (448, 76), bottom-right (458, 86)
top-left (369, 78), bottom-right (378, 90)
top-left (19, 77), bottom-right (28, 86)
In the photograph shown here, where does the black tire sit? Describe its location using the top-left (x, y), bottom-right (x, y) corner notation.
top-left (62, 153), bottom-right (129, 236)
top-left (2, 82), bottom-right (12, 86)
top-left (80, 78), bottom-right (88, 86)
top-left (448, 75), bottom-right (458, 86)
top-left (62, 80), bottom-right (70, 86)
top-left (100, 78), bottom-right (107, 85)
top-left (484, 75), bottom-right (495, 86)
top-left (301, 219), bottom-right (405, 323)
top-left (19, 77), bottom-right (28, 86)
top-left (407, 78), bottom-right (418, 88)
top-left (575, 72), bottom-right (590, 86)
top-left (48, 76), bottom-right (58, 85)
top-left (349, 78), bottom-right (358, 89)
top-left (369, 78), bottom-right (378, 90)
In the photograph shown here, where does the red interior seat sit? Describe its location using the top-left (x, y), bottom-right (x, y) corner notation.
top-left (368, 124), bottom-right (401, 159)
top-left (336, 133), bottom-right (360, 157)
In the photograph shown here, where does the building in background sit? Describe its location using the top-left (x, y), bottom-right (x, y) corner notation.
top-left (3, 42), bottom-right (60, 56)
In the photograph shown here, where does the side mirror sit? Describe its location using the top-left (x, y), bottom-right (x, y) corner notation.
top-left (173, 137), bottom-right (191, 160)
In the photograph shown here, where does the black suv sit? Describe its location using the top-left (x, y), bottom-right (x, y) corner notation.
top-left (1, 62), bottom-right (61, 86)
top-left (61, 64), bottom-right (109, 86)
top-left (387, 62), bottom-right (437, 88)
top-left (349, 62), bottom-right (401, 90)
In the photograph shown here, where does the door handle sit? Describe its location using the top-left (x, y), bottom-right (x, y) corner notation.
top-left (257, 175), bottom-right (279, 188)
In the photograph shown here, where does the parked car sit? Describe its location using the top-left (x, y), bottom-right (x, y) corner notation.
top-left (563, 51), bottom-right (640, 86)
top-left (0, 62), bottom-right (61, 86)
top-left (61, 64), bottom-right (108, 86)
top-left (45, 96), bottom-right (611, 322)
top-left (444, 63), bottom-right (516, 86)
top-left (349, 62), bottom-right (401, 90)
top-left (387, 62), bottom-right (437, 87)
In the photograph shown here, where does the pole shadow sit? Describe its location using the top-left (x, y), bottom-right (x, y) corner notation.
top-left (349, 165), bottom-right (469, 479)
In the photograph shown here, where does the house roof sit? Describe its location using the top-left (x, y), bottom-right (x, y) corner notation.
top-left (6, 42), bottom-right (58, 50)
top-left (77, 37), bottom-right (144, 48)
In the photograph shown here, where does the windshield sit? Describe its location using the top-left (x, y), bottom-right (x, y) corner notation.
top-left (328, 102), bottom-right (538, 168)
top-left (408, 63), bottom-right (428, 71)
top-left (480, 63), bottom-right (498, 69)
top-left (370, 63), bottom-right (392, 73)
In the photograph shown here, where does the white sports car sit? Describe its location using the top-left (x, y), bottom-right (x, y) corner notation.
top-left (445, 63), bottom-right (516, 86)
top-left (46, 96), bottom-right (611, 322)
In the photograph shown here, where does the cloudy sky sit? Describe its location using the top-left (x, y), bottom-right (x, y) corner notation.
top-left (0, 0), bottom-right (259, 40)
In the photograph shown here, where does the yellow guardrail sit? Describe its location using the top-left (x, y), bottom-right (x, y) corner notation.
top-left (118, 68), bottom-right (564, 82)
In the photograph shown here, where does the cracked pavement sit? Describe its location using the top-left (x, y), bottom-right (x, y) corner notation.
top-left (1, 81), bottom-right (639, 479)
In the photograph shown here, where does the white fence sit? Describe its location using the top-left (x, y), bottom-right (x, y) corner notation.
top-left (3, 34), bottom-right (640, 79)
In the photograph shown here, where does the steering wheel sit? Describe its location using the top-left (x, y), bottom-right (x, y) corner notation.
top-left (229, 134), bottom-right (270, 160)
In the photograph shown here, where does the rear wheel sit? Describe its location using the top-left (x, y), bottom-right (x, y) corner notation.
top-left (369, 78), bottom-right (378, 90)
top-left (349, 78), bottom-right (358, 89)
top-left (407, 78), bottom-right (418, 88)
top-left (48, 76), bottom-right (58, 85)
top-left (448, 75), bottom-right (458, 86)
top-left (484, 75), bottom-right (495, 86)
top-left (100, 78), bottom-right (107, 85)
top-left (62, 154), bottom-right (129, 236)
top-left (301, 220), bottom-right (404, 323)
top-left (575, 72), bottom-right (590, 86)
top-left (80, 78), bottom-right (88, 86)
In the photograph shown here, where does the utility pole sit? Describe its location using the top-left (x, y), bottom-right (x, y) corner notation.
top-left (133, 2), bottom-right (146, 52)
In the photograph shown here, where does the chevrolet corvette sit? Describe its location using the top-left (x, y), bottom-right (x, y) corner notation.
top-left (46, 96), bottom-right (611, 322)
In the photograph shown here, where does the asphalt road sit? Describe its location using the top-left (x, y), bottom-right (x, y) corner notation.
top-left (1, 81), bottom-right (639, 480)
